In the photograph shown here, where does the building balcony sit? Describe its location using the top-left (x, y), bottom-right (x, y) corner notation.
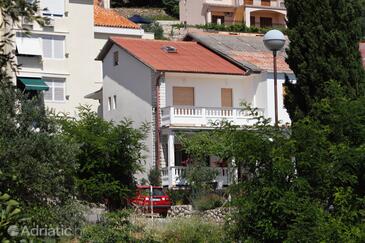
top-left (161, 166), bottom-right (234, 188)
top-left (204, 0), bottom-right (243, 7)
top-left (161, 106), bottom-right (263, 128)
top-left (245, 0), bottom-right (285, 9)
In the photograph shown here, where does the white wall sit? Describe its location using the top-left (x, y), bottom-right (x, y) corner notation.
top-left (102, 44), bottom-right (155, 181)
top-left (179, 0), bottom-right (206, 25)
top-left (164, 72), bottom-right (258, 108)
top-left (164, 71), bottom-right (291, 125)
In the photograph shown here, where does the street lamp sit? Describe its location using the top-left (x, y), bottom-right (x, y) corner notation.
top-left (263, 30), bottom-right (286, 127)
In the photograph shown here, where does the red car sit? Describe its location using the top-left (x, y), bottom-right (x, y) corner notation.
top-left (129, 186), bottom-right (171, 217)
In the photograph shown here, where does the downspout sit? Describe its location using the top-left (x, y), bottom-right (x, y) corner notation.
top-left (155, 72), bottom-right (163, 170)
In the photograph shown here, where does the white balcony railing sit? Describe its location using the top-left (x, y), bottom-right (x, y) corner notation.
top-left (161, 106), bottom-right (263, 127)
top-left (204, 0), bottom-right (241, 7)
top-left (161, 166), bottom-right (235, 188)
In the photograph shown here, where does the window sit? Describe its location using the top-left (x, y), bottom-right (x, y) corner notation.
top-left (173, 87), bottom-right (194, 106)
top-left (42, 35), bottom-right (65, 59)
top-left (108, 97), bottom-right (112, 111)
top-left (113, 51), bottom-right (119, 66)
top-left (260, 17), bottom-right (273, 28)
top-left (16, 33), bottom-right (42, 56)
top-left (112, 95), bottom-right (117, 110)
top-left (41, 0), bottom-right (65, 17)
top-left (43, 78), bottom-right (65, 102)
top-left (221, 88), bottom-right (233, 107)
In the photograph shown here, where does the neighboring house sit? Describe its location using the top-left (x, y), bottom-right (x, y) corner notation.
top-left (13, 0), bottom-right (143, 117)
top-left (96, 37), bottom-right (291, 187)
top-left (179, 0), bottom-right (286, 27)
top-left (184, 31), bottom-right (294, 125)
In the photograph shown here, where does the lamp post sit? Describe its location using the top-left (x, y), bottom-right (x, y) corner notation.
top-left (263, 30), bottom-right (286, 127)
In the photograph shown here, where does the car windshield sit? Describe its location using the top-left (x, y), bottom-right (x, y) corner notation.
top-left (140, 188), bottom-right (165, 197)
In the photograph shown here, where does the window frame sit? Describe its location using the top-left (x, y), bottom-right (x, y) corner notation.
top-left (43, 77), bottom-right (66, 103)
top-left (41, 35), bottom-right (65, 60)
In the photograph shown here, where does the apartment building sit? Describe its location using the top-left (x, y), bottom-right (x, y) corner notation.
top-left (179, 0), bottom-right (286, 27)
top-left (14, 0), bottom-right (144, 117)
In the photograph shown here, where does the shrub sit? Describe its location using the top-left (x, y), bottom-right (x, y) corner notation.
top-left (141, 22), bottom-right (166, 40)
top-left (192, 193), bottom-right (224, 211)
top-left (80, 210), bottom-right (140, 243)
top-left (166, 189), bottom-right (191, 205)
top-left (26, 199), bottom-right (87, 232)
top-left (148, 167), bottom-right (161, 186)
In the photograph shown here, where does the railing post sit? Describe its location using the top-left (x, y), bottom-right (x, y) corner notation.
top-left (233, 108), bottom-right (237, 125)
top-left (202, 107), bottom-right (206, 125)
top-left (170, 107), bottom-right (174, 124)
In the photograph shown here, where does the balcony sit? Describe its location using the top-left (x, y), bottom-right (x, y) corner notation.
top-left (245, 0), bottom-right (285, 9)
top-left (204, 0), bottom-right (243, 7)
top-left (161, 166), bottom-right (234, 188)
top-left (161, 106), bottom-right (263, 128)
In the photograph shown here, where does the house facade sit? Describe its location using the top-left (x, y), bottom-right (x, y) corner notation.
top-left (179, 0), bottom-right (286, 27)
top-left (96, 37), bottom-right (291, 187)
top-left (13, 0), bottom-right (144, 117)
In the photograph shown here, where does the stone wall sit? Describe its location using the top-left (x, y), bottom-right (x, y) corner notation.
top-left (167, 205), bottom-right (231, 223)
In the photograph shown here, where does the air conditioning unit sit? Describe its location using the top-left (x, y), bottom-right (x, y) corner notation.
top-left (22, 17), bottom-right (33, 26)
top-left (44, 18), bottom-right (55, 27)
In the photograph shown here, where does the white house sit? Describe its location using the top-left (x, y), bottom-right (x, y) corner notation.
top-left (96, 37), bottom-right (292, 187)
top-left (13, 0), bottom-right (144, 117)
top-left (179, 0), bottom-right (286, 27)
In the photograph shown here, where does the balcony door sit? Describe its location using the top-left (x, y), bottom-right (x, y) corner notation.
top-left (260, 17), bottom-right (273, 28)
top-left (221, 88), bottom-right (233, 107)
top-left (173, 87), bottom-right (194, 106)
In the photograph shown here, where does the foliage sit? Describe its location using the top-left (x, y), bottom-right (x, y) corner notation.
top-left (0, 0), bottom-right (78, 207)
top-left (189, 23), bottom-right (287, 35)
top-left (0, 193), bottom-right (28, 241)
top-left (148, 167), bottom-right (161, 186)
top-left (141, 22), bottom-right (166, 40)
top-left (60, 106), bottom-right (149, 209)
top-left (111, 0), bottom-right (178, 18)
top-left (166, 189), bottom-right (191, 205)
top-left (161, 0), bottom-right (179, 18)
top-left (192, 193), bottom-right (224, 211)
top-left (152, 217), bottom-right (226, 243)
top-left (26, 199), bottom-right (87, 231)
top-left (284, 0), bottom-right (365, 122)
top-left (80, 210), bottom-right (140, 243)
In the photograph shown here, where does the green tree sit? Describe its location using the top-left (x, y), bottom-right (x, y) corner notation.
top-left (61, 107), bottom-right (149, 210)
top-left (162, 0), bottom-right (179, 18)
top-left (284, 0), bottom-right (365, 122)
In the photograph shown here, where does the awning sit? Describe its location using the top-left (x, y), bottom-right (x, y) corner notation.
top-left (85, 88), bottom-right (102, 100)
top-left (18, 77), bottom-right (49, 91)
top-left (16, 36), bottom-right (42, 56)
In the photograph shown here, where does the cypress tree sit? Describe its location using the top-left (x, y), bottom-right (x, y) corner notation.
top-left (284, 0), bottom-right (365, 122)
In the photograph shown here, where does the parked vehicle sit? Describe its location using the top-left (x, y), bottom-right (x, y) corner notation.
top-left (129, 186), bottom-right (171, 217)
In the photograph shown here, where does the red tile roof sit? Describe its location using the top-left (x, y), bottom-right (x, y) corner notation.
top-left (360, 41), bottom-right (365, 68)
top-left (94, 0), bottom-right (139, 29)
top-left (109, 37), bottom-right (246, 75)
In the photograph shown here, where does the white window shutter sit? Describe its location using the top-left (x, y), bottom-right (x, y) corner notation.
top-left (53, 36), bottom-right (64, 59)
top-left (42, 36), bottom-right (52, 58)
